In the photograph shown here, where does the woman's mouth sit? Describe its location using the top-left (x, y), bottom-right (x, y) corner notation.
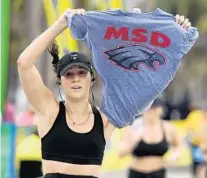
top-left (71, 86), bottom-right (82, 90)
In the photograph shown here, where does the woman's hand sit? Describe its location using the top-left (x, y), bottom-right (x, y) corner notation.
top-left (56, 8), bottom-right (86, 29)
top-left (175, 14), bottom-right (191, 29)
top-left (199, 143), bottom-right (207, 152)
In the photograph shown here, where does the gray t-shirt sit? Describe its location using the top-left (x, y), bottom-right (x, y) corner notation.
top-left (66, 8), bottom-right (199, 128)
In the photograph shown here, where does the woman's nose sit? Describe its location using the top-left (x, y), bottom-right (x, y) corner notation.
top-left (72, 75), bottom-right (80, 82)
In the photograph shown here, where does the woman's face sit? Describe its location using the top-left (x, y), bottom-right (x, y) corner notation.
top-left (143, 106), bottom-right (163, 120)
top-left (60, 66), bottom-right (92, 101)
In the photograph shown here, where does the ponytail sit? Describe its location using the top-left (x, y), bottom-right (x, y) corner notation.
top-left (47, 40), bottom-right (59, 73)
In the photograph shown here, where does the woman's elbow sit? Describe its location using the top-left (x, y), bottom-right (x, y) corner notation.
top-left (17, 55), bottom-right (31, 70)
top-left (118, 146), bottom-right (129, 158)
top-left (17, 55), bottom-right (25, 67)
top-left (118, 151), bottom-right (124, 158)
top-left (118, 152), bottom-right (126, 158)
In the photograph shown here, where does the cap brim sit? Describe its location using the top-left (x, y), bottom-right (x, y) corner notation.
top-left (60, 62), bottom-right (92, 76)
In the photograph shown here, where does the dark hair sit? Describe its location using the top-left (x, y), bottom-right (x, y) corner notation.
top-left (151, 98), bottom-right (164, 108)
top-left (47, 40), bottom-right (59, 74)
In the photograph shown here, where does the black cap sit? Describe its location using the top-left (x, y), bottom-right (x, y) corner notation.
top-left (151, 98), bottom-right (164, 108)
top-left (57, 52), bottom-right (93, 77)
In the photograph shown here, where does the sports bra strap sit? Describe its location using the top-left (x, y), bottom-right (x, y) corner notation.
top-left (92, 107), bottom-right (104, 131)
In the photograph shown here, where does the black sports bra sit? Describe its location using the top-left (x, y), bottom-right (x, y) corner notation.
top-left (41, 101), bottom-right (106, 165)
top-left (132, 122), bottom-right (169, 157)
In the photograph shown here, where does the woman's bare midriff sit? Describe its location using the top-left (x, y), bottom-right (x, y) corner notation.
top-left (130, 156), bottom-right (165, 172)
top-left (42, 160), bottom-right (100, 176)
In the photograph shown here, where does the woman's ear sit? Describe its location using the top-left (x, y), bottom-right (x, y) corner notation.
top-left (91, 77), bottom-right (96, 83)
top-left (91, 80), bottom-right (94, 87)
top-left (56, 77), bottom-right (61, 85)
top-left (90, 72), bottom-right (96, 85)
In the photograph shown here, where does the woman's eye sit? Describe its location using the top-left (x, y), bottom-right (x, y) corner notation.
top-left (79, 71), bottom-right (87, 75)
top-left (65, 72), bottom-right (72, 76)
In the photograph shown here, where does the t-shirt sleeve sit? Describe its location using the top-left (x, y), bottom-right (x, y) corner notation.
top-left (180, 27), bottom-right (199, 57)
top-left (66, 13), bottom-right (88, 41)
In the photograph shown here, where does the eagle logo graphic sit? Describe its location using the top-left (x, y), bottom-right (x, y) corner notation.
top-left (104, 44), bottom-right (166, 71)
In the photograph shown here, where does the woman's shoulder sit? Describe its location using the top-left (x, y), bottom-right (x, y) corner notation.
top-left (162, 120), bottom-right (173, 130)
top-left (162, 120), bottom-right (178, 137)
top-left (98, 109), bottom-right (108, 127)
top-left (91, 106), bottom-right (108, 126)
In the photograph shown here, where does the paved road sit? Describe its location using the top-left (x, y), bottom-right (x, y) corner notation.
top-left (100, 167), bottom-right (193, 178)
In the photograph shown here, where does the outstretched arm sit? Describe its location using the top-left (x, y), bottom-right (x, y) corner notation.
top-left (165, 123), bottom-right (183, 164)
top-left (17, 9), bottom-right (85, 115)
top-left (118, 126), bottom-right (141, 158)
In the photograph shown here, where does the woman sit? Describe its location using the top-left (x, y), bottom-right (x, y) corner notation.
top-left (186, 109), bottom-right (207, 178)
top-left (17, 8), bottom-right (191, 178)
top-left (17, 9), bottom-right (115, 178)
top-left (16, 130), bottom-right (42, 178)
top-left (118, 99), bottom-right (182, 178)
top-left (15, 105), bottom-right (37, 127)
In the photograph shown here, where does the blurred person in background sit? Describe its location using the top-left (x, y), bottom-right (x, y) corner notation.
top-left (118, 99), bottom-right (183, 178)
top-left (186, 108), bottom-right (207, 178)
top-left (15, 105), bottom-right (37, 127)
top-left (15, 106), bottom-right (41, 178)
top-left (16, 129), bottom-right (42, 178)
top-left (4, 100), bottom-right (15, 122)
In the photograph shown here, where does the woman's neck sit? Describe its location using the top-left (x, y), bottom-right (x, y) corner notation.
top-left (64, 98), bottom-right (91, 117)
top-left (143, 117), bottom-right (161, 126)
